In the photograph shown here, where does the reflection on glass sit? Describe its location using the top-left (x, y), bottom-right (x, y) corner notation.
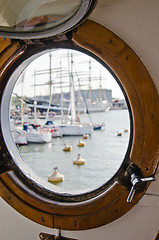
top-left (0, 0), bottom-right (81, 32)
top-left (10, 49), bottom-right (130, 194)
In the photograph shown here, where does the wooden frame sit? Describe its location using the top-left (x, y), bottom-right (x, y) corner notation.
top-left (0, 20), bottom-right (158, 230)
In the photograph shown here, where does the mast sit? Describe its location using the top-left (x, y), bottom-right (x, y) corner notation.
top-left (20, 72), bottom-right (24, 126)
top-left (99, 65), bottom-right (102, 102)
top-left (60, 60), bottom-right (64, 123)
top-left (46, 52), bottom-right (53, 119)
top-left (49, 52), bottom-right (52, 106)
top-left (33, 69), bottom-right (37, 120)
top-left (68, 51), bottom-right (76, 124)
top-left (88, 59), bottom-right (92, 101)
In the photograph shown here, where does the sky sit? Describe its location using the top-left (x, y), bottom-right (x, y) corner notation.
top-left (14, 49), bottom-right (124, 100)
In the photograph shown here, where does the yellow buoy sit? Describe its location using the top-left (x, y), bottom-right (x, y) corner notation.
top-left (63, 144), bottom-right (72, 151)
top-left (117, 132), bottom-right (122, 136)
top-left (124, 129), bottom-right (128, 133)
top-left (82, 134), bottom-right (89, 139)
top-left (77, 140), bottom-right (85, 147)
top-left (48, 167), bottom-right (64, 183)
top-left (73, 154), bottom-right (85, 165)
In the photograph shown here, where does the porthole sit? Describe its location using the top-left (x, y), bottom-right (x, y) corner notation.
top-left (10, 48), bottom-right (130, 195)
top-left (0, 20), bottom-right (158, 230)
top-left (0, 0), bottom-right (97, 39)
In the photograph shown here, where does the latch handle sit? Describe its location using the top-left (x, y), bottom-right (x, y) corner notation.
top-left (127, 173), bottom-right (155, 203)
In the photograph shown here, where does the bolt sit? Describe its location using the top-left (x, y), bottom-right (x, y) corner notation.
top-left (74, 220), bottom-right (77, 226)
top-left (108, 39), bottom-right (112, 44)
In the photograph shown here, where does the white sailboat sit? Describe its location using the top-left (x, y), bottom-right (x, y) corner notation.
top-left (55, 52), bottom-right (93, 136)
top-left (24, 124), bottom-right (52, 143)
top-left (10, 74), bottom-right (28, 146)
top-left (23, 94), bottom-right (52, 144)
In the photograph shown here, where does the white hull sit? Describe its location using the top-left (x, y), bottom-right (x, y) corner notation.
top-left (26, 131), bottom-right (52, 143)
top-left (57, 123), bottom-right (93, 136)
top-left (12, 130), bottom-right (27, 145)
top-left (110, 106), bottom-right (123, 110)
top-left (15, 135), bottom-right (27, 145)
top-left (51, 129), bottom-right (63, 137)
top-left (79, 106), bottom-right (110, 113)
top-left (26, 102), bottom-right (111, 114)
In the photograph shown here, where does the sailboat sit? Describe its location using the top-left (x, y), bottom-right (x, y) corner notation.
top-left (23, 101), bottom-right (52, 143)
top-left (22, 88), bottom-right (52, 143)
top-left (10, 119), bottom-right (27, 146)
top-left (10, 73), bottom-right (28, 146)
top-left (54, 52), bottom-right (93, 136)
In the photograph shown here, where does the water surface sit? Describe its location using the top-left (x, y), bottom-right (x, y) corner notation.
top-left (18, 110), bottom-right (130, 194)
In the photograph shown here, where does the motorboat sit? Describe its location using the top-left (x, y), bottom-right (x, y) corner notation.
top-left (93, 123), bottom-right (105, 131)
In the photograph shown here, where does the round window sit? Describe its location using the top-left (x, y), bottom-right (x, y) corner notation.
top-left (9, 48), bottom-right (131, 195)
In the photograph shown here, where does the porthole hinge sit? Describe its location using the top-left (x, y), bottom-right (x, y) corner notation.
top-left (24, 34), bottom-right (73, 46)
top-left (39, 232), bottom-right (78, 240)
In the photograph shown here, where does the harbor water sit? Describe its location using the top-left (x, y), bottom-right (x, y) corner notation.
top-left (17, 110), bottom-right (130, 194)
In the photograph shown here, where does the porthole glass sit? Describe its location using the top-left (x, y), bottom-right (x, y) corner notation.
top-left (9, 48), bottom-right (130, 194)
top-left (0, 0), bottom-right (96, 39)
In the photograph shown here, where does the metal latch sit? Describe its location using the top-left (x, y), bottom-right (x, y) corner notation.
top-left (127, 173), bottom-right (155, 203)
top-left (39, 231), bottom-right (78, 240)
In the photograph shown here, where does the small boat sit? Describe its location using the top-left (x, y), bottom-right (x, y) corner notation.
top-left (73, 154), bottom-right (85, 165)
top-left (63, 144), bottom-right (72, 152)
top-left (93, 123), bottom-right (105, 131)
top-left (48, 167), bottom-right (64, 183)
top-left (77, 141), bottom-right (85, 147)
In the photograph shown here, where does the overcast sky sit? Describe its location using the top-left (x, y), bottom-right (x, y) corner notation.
top-left (13, 49), bottom-right (124, 99)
